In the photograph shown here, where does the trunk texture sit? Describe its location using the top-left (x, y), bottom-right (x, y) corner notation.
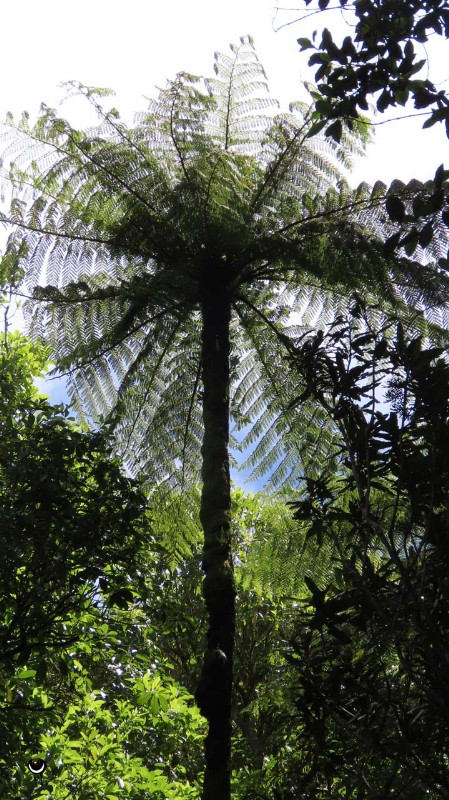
top-left (196, 274), bottom-right (235, 800)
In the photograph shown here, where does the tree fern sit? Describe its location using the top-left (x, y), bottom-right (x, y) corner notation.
top-left (1, 36), bottom-right (449, 800)
top-left (234, 490), bottom-right (336, 600)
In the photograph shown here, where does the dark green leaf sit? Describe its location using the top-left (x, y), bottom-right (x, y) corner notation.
top-left (386, 195), bottom-right (406, 222)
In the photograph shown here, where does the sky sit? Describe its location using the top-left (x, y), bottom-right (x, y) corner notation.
top-left (3, 0), bottom-right (449, 484)
top-left (1, 0), bottom-right (447, 186)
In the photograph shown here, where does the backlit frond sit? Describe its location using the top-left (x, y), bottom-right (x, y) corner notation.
top-left (2, 37), bottom-right (448, 498)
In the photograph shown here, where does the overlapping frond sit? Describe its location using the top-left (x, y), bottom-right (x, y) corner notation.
top-left (204, 36), bottom-right (279, 153)
top-left (2, 37), bottom-right (449, 497)
top-left (235, 492), bottom-right (336, 598)
top-left (232, 286), bottom-right (342, 488)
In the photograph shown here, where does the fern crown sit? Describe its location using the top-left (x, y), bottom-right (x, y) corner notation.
top-left (2, 36), bottom-right (438, 488)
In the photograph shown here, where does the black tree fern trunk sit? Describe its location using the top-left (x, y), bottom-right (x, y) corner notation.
top-left (196, 272), bottom-right (235, 800)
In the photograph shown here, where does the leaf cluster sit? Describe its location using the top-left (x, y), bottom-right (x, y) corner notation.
top-left (279, 299), bottom-right (449, 797)
top-left (0, 332), bottom-right (149, 669)
top-left (297, 0), bottom-right (449, 134)
top-left (293, 1), bottom-right (449, 256)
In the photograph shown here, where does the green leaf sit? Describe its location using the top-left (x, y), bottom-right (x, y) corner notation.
top-left (377, 89), bottom-right (392, 113)
top-left (402, 229), bottom-right (420, 256)
top-left (15, 669), bottom-right (36, 679)
top-left (306, 118), bottom-right (328, 138)
top-left (386, 195), bottom-right (406, 222)
top-left (325, 120), bottom-right (343, 142)
top-left (418, 221), bottom-right (433, 248)
top-left (298, 37), bottom-right (313, 50)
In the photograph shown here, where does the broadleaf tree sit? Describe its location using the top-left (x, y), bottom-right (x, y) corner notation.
top-left (285, 0), bottom-right (449, 258)
top-left (279, 300), bottom-right (449, 796)
top-left (0, 322), bottom-right (206, 799)
top-left (0, 331), bottom-right (149, 670)
top-left (292, 0), bottom-right (449, 132)
top-left (1, 37), bottom-right (448, 799)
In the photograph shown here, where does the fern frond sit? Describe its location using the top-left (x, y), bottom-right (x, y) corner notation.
top-left (2, 36), bottom-right (448, 498)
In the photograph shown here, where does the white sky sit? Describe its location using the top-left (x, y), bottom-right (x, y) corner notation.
top-left (1, 0), bottom-right (448, 187)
